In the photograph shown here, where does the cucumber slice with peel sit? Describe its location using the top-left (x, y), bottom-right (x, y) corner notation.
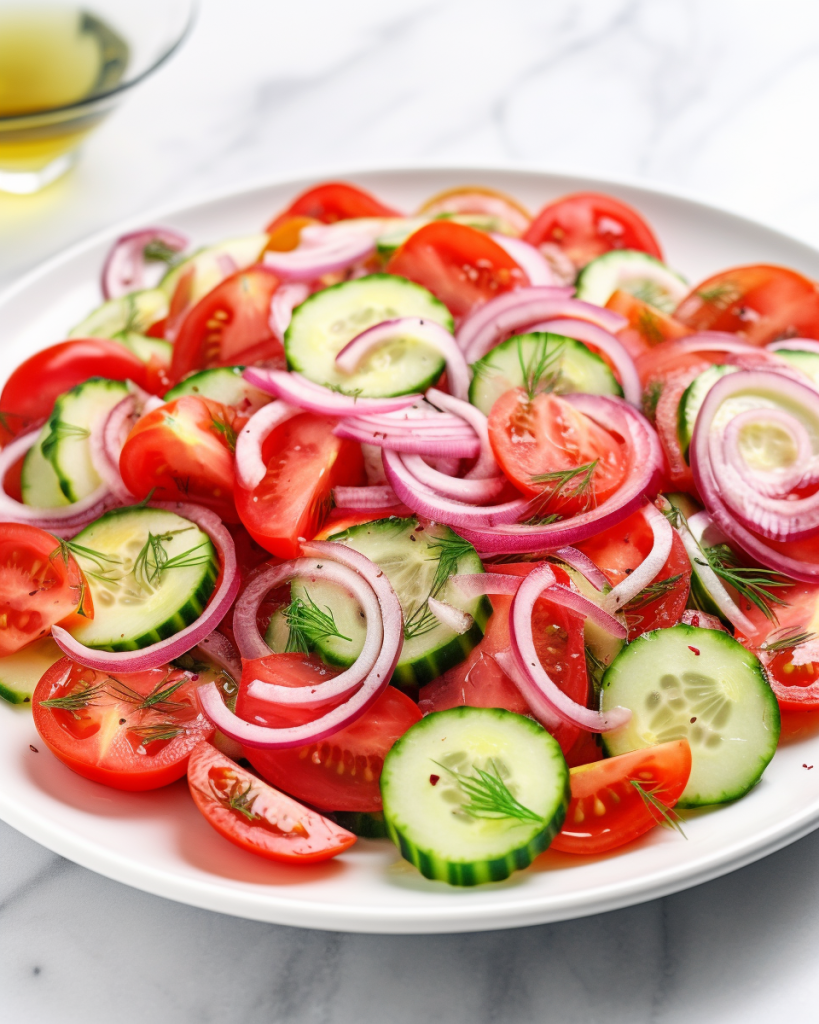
top-left (0, 638), bottom-right (63, 705)
top-left (601, 625), bottom-right (780, 807)
top-left (69, 289), bottom-right (168, 339)
top-left (381, 707), bottom-right (569, 885)
top-left (164, 365), bottom-right (271, 413)
top-left (114, 332), bottom-right (173, 370)
top-left (776, 348), bottom-right (819, 387)
top-left (158, 235), bottom-right (268, 303)
top-left (575, 250), bottom-right (688, 312)
top-left (677, 365), bottom-right (739, 461)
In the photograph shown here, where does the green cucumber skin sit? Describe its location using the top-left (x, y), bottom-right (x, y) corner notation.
top-left (333, 811), bottom-right (390, 839)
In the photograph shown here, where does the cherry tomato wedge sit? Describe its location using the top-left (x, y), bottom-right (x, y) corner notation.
top-left (33, 657), bottom-right (215, 790)
top-left (119, 395), bottom-right (246, 521)
top-left (675, 264), bottom-right (819, 346)
top-left (265, 181), bottom-right (401, 233)
top-left (550, 739), bottom-right (691, 855)
top-left (488, 390), bottom-right (627, 516)
top-left (523, 192), bottom-right (663, 269)
top-left (237, 654), bottom-right (422, 812)
top-left (235, 412), bottom-right (365, 559)
top-left (386, 221), bottom-right (528, 319)
top-left (187, 742), bottom-right (356, 864)
top-left (0, 339), bottom-right (157, 444)
top-left (419, 563), bottom-right (588, 754)
top-left (416, 186), bottom-right (531, 235)
top-left (576, 506), bottom-right (691, 638)
top-left (0, 524), bottom-right (90, 656)
top-left (169, 267), bottom-right (284, 384)
top-left (606, 289), bottom-right (690, 360)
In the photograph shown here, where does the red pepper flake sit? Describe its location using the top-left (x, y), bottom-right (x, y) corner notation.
top-left (688, 646), bottom-right (700, 656)
top-left (29, 744), bottom-right (38, 753)
top-left (804, 764), bottom-right (814, 770)
top-left (429, 774), bottom-right (440, 786)
top-left (690, 717), bottom-right (697, 724)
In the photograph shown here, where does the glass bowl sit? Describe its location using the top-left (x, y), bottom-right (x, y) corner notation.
top-left (0, 0), bottom-right (196, 195)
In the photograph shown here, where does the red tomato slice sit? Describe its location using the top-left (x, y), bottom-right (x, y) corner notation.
top-left (650, 366), bottom-right (710, 494)
top-left (675, 265), bottom-right (819, 346)
top-left (523, 192), bottom-right (663, 269)
top-left (119, 395), bottom-right (246, 521)
top-left (0, 339), bottom-right (157, 444)
top-left (576, 506), bottom-right (691, 638)
top-left (0, 525), bottom-right (90, 656)
top-left (386, 221), bottom-right (528, 320)
top-left (606, 289), bottom-right (690, 360)
top-left (33, 657), bottom-right (215, 790)
top-left (550, 739), bottom-right (691, 854)
top-left (169, 267), bottom-right (284, 384)
top-left (488, 390), bottom-right (627, 516)
top-left (418, 563), bottom-right (589, 753)
top-left (265, 181), bottom-right (401, 233)
top-left (313, 506), bottom-right (414, 539)
top-left (416, 186), bottom-right (532, 235)
top-left (235, 412), bottom-right (365, 558)
top-left (237, 654), bottom-right (422, 811)
top-left (187, 742), bottom-right (355, 864)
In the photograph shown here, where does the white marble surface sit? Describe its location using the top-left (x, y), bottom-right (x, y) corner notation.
top-left (4, 0), bottom-right (819, 1019)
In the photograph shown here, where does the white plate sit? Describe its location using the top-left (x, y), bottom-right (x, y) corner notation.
top-left (3, 167), bottom-right (819, 935)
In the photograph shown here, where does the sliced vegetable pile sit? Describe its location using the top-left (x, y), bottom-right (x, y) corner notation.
top-left (3, 180), bottom-right (818, 883)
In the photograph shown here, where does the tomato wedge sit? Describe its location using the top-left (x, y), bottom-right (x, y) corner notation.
top-left (265, 181), bottom-right (401, 233)
top-left (237, 654), bottom-right (422, 811)
top-left (0, 339), bottom-right (157, 444)
top-left (576, 506), bottom-right (691, 638)
top-left (550, 740), bottom-right (691, 854)
top-left (33, 657), bottom-right (216, 790)
top-left (235, 412), bottom-right (364, 558)
top-left (119, 395), bottom-right (246, 521)
top-left (0, 524), bottom-right (90, 656)
top-left (170, 267), bottom-right (284, 384)
top-left (606, 289), bottom-right (690, 360)
top-left (523, 192), bottom-right (663, 269)
top-left (187, 742), bottom-right (356, 863)
top-left (675, 264), bottom-right (819, 345)
top-left (488, 390), bottom-right (627, 515)
top-left (386, 221), bottom-right (527, 319)
top-left (416, 186), bottom-right (531, 235)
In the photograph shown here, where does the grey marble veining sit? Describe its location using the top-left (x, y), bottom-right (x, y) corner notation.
top-left (3, 0), bottom-right (819, 1020)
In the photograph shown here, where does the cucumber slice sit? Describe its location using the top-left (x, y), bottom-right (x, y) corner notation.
top-left (68, 507), bottom-right (218, 651)
top-left (285, 274), bottom-right (453, 398)
top-left (558, 563), bottom-right (625, 692)
top-left (158, 235), bottom-right (268, 302)
top-left (381, 707), bottom-right (569, 885)
top-left (600, 625), bottom-right (780, 806)
top-left (776, 348), bottom-right (819, 387)
top-left (332, 811), bottom-right (390, 839)
top-left (0, 637), bottom-right (63, 705)
top-left (677, 365), bottom-right (739, 461)
top-left (114, 331), bottom-right (173, 370)
top-left (22, 378), bottom-right (130, 505)
top-left (69, 289), bottom-right (168, 339)
top-left (575, 250), bottom-right (688, 313)
top-left (164, 365), bottom-right (271, 413)
top-left (468, 332), bottom-right (622, 416)
top-left (265, 516), bottom-right (491, 690)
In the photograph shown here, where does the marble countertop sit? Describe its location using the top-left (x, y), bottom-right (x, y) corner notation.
top-left (3, 1), bottom-right (819, 1020)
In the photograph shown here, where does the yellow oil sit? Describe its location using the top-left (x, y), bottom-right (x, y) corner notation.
top-left (0, 6), bottom-right (128, 173)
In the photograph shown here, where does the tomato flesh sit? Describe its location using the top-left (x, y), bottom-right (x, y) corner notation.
top-left (237, 654), bottom-right (422, 811)
top-left (488, 390), bottom-right (627, 516)
top-left (170, 267), bottom-right (284, 384)
top-left (523, 192), bottom-right (663, 269)
top-left (386, 221), bottom-right (527, 319)
top-left (187, 742), bottom-right (355, 863)
top-left (33, 657), bottom-right (215, 790)
top-left (606, 289), bottom-right (690, 360)
top-left (119, 395), bottom-right (246, 521)
top-left (235, 412), bottom-right (365, 558)
top-left (551, 740), bottom-right (691, 854)
top-left (0, 524), bottom-right (89, 656)
top-left (265, 181), bottom-right (401, 233)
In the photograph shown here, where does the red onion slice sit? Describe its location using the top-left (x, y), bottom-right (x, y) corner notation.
top-left (428, 597), bottom-right (473, 634)
top-left (509, 562), bottom-right (631, 732)
top-left (528, 317), bottom-right (641, 407)
top-left (102, 227), bottom-right (187, 300)
top-left (333, 485), bottom-right (400, 508)
top-left (603, 503), bottom-right (672, 612)
top-left (194, 631), bottom-right (242, 682)
top-left (243, 368), bottom-right (421, 417)
top-left (269, 282), bottom-right (311, 342)
top-left (262, 223), bottom-right (376, 282)
top-left (451, 572), bottom-right (523, 598)
top-left (235, 400), bottom-right (299, 490)
top-left (336, 317), bottom-right (470, 401)
top-left (768, 338), bottom-right (819, 357)
top-left (492, 648), bottom-right (562, 730)
top-left (490, 234), bottom-right (559, 286)
top-left (456, 285), bottom-right (576, 353)
top-left (52, 502), bottom-right (239, 671)
top-left (198, 541), bottom-right (402, 749)
top-left (399, 454), bottom-right (505, 503)
top-left (553, 546), bottom-right (607, 591)
top-left (426, 389), bottom-right (499, 479)
top-left (91, 394), bottom-right (137, 502)
top-left (335, 421), bottom-right (481, 459)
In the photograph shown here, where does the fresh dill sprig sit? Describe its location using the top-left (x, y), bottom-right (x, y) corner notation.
top-left (402, 534), bottom-right (475, 640)
top-left (759, 629), bottom-right (817, 654)
top-left (585, 647), bottom-right (607, 699)
top-left (642, 379), bottom-right (663, 421)
top-left (210, 415), bottom-right (237, 453)
top-left (625, 574), bottom-right (684, 612)
top-left (630, 781), bottom-right (687, 837)
top-left (40, 419), bottom-right (90, 461)
top-left (51, 538), bottom-right (123, 584)
top-left (517, 336), bottom-right (566, 400)
top-left (326, 382), bottom-right (363, 399)
top-left (210, 775), bottom-right (261, 822)
top-left (143, 240), bottom-right (183, 266)
top-left (637, 308), bottom-right (664, 347)
top-left (696, 281), bottom-right (741, 309)
top-left (434, 759), bottom-right (543, 824)
top-left (523, 460), bottom-right (598, 525)
top-left (129, 722), bottom-right (185, 747)
top-left (698, 543), bottom-right (789, 622)
top-left (40, 683), bottom-right (107, 715)
top-left (109, 676), bottom-right (187, 712)
top-left (284, 590), bottom-right (351, 654)
top-left (132, 528), bottom-right (210, 588)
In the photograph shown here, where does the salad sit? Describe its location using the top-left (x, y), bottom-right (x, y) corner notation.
top-left (0, 179), bottom-right (815, 886)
